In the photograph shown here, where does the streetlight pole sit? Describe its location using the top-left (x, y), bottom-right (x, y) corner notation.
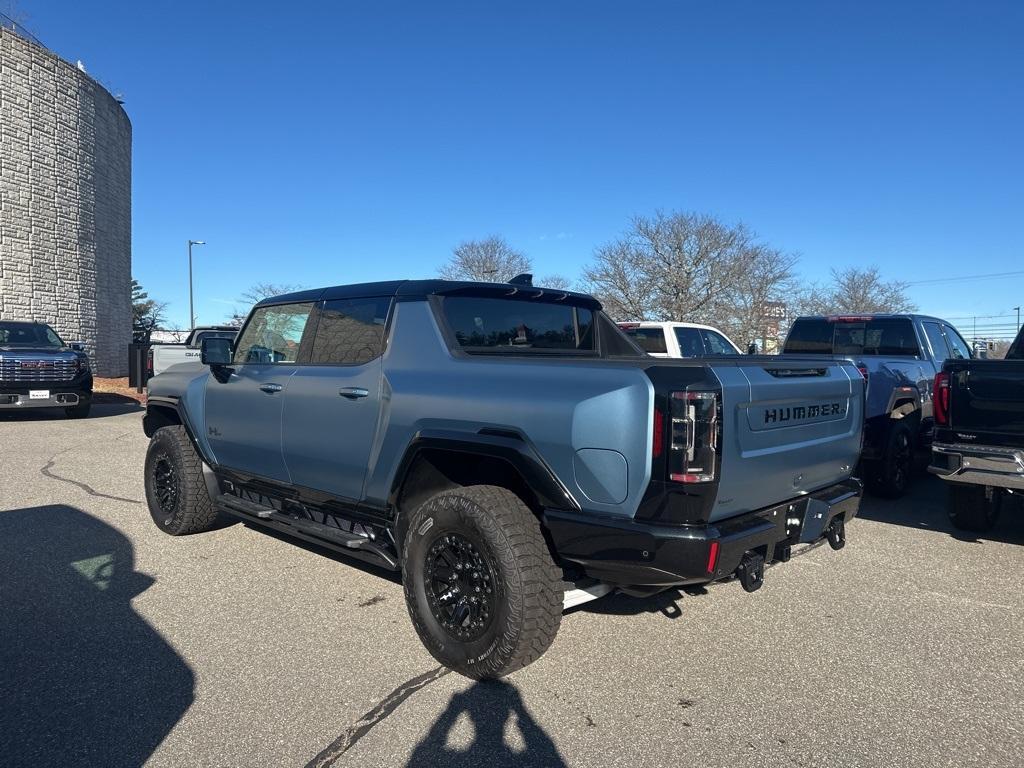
top-left (1016, 306), bottom-right (1021, 333)
top-left (188, 239), bottom-right (205, 330)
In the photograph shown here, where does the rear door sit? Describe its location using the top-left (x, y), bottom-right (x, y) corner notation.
top-left (205, 302), bottom-right (315, 482)
top-left (710, 358), bottom-right (862, 520)
top-left (281, 296), bottom-right (391, 502)
top-left (673, 327), bottom-right (706, 357)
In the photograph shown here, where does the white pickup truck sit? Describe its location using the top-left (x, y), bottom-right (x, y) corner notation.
top-left (617, 321), bottom-right (743, 357)
top-left (148, 326), bottom-right (237, 378)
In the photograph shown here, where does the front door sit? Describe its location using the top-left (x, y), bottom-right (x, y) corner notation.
top-left (282, 296), bottom-right (391, 502)
top-left (205, 301), bottom-right (315, 483)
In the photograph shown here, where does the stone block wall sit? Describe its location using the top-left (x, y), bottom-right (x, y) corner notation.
top-left (0, 27), bottom-right (131, 376)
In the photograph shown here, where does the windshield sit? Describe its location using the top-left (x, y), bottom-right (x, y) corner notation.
top-left (784, 317), bottom-right (920, 357)
top-left (0, 321), bottom-right (64, 348)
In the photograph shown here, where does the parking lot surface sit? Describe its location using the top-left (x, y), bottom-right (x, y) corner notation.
top-left (2, 404), bottom-right (1022, 767)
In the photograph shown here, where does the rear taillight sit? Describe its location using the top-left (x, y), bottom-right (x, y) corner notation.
top-left (934, 371), bottom-right (951, 426)
top-left (857, 365), bottom-right (869, 380)
top-left (668, 391), bottom-right (719, 483)
top-left (146, 349), bottom-right (154, 376)
top-left (652, 407), bottom-right (665, 459)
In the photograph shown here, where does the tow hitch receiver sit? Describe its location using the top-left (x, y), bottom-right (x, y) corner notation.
top-left (736, 551), bottom-right (765, 593)
top-left (826, 517), bottom-right (846, 550)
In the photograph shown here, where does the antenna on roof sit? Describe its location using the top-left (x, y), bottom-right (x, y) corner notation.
top-left (509, 273), bottom-right (533, 286)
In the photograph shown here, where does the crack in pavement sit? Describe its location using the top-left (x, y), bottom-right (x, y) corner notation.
top-left (305, 666), bottom-right (452, 768)
top-left (41, 458), bottom-right (142, 504)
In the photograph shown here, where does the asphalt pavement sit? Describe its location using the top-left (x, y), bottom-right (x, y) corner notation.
top-left (1, 404), bottom-right (1022, 768)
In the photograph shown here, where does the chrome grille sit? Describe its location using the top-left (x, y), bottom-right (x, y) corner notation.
top-left (0, 357), bottom-right (78, 382)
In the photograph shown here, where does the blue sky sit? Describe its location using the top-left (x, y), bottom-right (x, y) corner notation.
top-left (11, 1), bottom-right (1024, 337)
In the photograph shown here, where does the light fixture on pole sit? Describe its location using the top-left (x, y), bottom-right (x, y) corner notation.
top-left (188, 239), bottom-right (206, 330)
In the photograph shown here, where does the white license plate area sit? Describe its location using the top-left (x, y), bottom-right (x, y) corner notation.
top-left (29, 390), bottom-right (50, 400)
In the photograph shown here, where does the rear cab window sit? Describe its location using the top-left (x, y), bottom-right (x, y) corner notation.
top-left (441, 296), bottom-right (595, 354)
top-left (784, 317), bottom-right (921, 357)
top-left (619, 325), bottom-right (668, 354)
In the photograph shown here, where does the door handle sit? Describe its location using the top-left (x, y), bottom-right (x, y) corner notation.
top-left (259, 383), bottom-right (283, 394)
top-left (339, 387), bottom-right (369, 399)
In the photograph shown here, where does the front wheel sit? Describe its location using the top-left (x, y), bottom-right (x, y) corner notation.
top-left (144, 425), bottom-right (220, 535)
top-left (401, 485), bottom-right (563, 679)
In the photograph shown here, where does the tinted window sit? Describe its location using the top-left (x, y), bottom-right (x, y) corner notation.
top-left (784, 317), bottom-right (920, 356)
top-left (621, 327), bottom-right (668, 354)
top-left (942, 324), bottom-right (972, 360)
top-left (701, 329), bottom-right (736, 355)
top-left (922, 322), bottom-right (951, 360)
top-left (310, 297), bottom-right (391, 365)
top-left (783, 319), bottom-right (834, 353)
top-left (442, 297), bottom-right (594, 353)
top-left (674, 327), bottom-right (705, 357)
top-left (234, 303), bottom-right (314, 364)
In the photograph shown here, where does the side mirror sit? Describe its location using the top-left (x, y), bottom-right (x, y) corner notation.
top-left (68, 341), bottom-right (86, 351)
top-left (200, 337), bottom-right (233, 366)
top-left (747, 342), bottom-right (759, 355)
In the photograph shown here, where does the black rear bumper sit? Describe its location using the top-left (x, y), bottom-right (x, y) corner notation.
top-left (543, 478), bottom-right (862, 588)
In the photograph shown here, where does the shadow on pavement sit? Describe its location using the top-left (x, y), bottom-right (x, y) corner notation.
top-left (0, 505), bottom-right (193, 767)
top-left (857, 473), bottom-right (1024, 546)
top-left (0, 400), bottom-right (142, 421)
top-left (571, 586), bottom-right (689, 618)
top-left (406, 680), bottom-right (566, 768)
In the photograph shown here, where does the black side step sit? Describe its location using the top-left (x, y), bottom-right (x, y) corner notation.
top-left (215, 494), bottom-right (399, 571)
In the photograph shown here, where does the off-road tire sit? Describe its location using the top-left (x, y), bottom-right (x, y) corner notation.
top-left (64, 400), bottom-right (91, 419)
top-left (865, 421), bottom-right (913, 498)
top-left (948, 484), bottom-right (999, 532)
top-left (401, 485), bottom-right (563, 679)
top-left (144, 425), bottom-right (219, 535)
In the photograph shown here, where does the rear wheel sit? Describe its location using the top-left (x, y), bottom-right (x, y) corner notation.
top-left (948, 484), bottom-right (1000, 532)
top-left (144, 425), bottom-right (219, 535)
top-left (401, 485), bottom-right (563, 679)
top-left (865, 422), bottom-right (913, 498)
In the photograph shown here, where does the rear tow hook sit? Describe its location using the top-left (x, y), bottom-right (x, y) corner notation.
top-left (826, 517), bottom-right (846, 551)
top-left (736, 551), bottom-right (765, 593)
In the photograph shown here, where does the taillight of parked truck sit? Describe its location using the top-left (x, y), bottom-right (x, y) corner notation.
top-left (934, 371), bottom-right (951, 426)
top-left (669, 391), bottom-right (719, 483)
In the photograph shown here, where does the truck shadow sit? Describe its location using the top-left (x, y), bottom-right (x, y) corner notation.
top-left (405, 680), bottom-right (567, 768)
top-left (857, 474), bottom-right (1024, 546)
top-left (0, 505), bottom-right (194, 767)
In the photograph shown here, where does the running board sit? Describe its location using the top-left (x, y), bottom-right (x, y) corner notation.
top-left (215, 493), bottom-right (399, 571)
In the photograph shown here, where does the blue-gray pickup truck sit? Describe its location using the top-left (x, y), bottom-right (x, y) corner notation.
top-left (783, 314), bottom-right (973, 497)
top-left (143, 277), bottom-right (864, 678)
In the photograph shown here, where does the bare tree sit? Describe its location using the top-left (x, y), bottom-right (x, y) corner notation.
top-left (795, 267), bottom-right (917, 316)
top-left (536, 274), bottom-right (575, 291)
top-left (439, 236), bottom-right (531, 282)
top-left (706, 245), bottom-right (800, 349)
top-left (583, 211), bottom-right (762, 322)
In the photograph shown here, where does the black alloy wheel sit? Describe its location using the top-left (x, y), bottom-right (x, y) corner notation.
top-left (424, 532), bottom-right (497, 642)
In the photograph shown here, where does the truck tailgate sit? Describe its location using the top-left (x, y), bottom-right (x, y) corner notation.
top-left (711, 357), bottom-right (862, 521)
top-left (948, 360), bottom-right (1024, 445)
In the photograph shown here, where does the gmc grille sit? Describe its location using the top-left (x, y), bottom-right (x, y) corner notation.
top-left (0, 358), bottom-right (77, 382)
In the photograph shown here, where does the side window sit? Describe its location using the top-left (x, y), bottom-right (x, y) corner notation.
top-left (233, 303), bottom-right (314, 364)
top-left (310, 297), bottom-right (392, 365)
top-left (943, 324), bottom-right (972, 360)
top-left (922, 322), bottom-right (951, 360)
top-left (700, 329), bottom-right (735, 355)
top-left (674, 327), bottom-right (705, 357)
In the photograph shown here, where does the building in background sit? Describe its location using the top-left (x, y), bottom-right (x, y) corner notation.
top-left (0, 20), bottom-right (131, 376)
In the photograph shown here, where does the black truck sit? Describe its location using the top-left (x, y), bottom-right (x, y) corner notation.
top-left (0, 320), bottom-right (93, 417)
top-left (929, 325), bottom-right (1024, 531)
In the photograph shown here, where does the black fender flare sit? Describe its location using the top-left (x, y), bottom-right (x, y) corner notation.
top-left (387, 428), bottom-right (580, 514)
